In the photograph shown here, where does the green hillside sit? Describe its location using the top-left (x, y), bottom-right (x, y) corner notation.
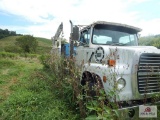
top-left (36, 37), bottom-right (52, 46)
top-left (0, 36), bottom-right (19, 51)
top-left (0, 36), bottom-right (52, 54)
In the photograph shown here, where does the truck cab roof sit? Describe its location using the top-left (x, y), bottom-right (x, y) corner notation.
top-left (81, 21), bottom-right (142, 33)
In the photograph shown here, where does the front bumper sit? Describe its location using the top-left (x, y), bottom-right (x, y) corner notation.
top-left (118, 101), bottom-right (160, 120)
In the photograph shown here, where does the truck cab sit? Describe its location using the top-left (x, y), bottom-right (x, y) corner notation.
top-left (75, 21), bottom-right (141, 65)
top-left (74, 21), bottom-right (160, 119)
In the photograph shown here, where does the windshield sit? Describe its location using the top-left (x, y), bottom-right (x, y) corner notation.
top-left (92, 24), bottom-right (138, 46)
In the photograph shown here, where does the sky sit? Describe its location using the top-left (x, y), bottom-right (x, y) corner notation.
top-left (0, 0), bottom-right (160, 39)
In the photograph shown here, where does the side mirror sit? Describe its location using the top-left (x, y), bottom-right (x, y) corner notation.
top-left (73, 26), bottom-right (79, 40)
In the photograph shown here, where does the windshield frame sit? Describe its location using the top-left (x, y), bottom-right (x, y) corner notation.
top-left (91, 24), bottom-right (139, 46)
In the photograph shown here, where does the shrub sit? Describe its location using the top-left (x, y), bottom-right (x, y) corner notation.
top-left (39, 54), bottom-right (51, 69)
top-left (15, 35), bottom-right (38, 53)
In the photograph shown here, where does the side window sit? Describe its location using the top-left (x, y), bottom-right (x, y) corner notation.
top-left (79, 28), bottom-right (91, 46)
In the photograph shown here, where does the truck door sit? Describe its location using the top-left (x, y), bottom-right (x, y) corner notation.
top-left (75, 28), bottom-right (91, 66)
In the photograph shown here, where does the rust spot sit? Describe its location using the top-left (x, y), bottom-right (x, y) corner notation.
top-left (81, 59), bottom-right (84, 67)
top-left (103, 76), bottom-right (107, 83)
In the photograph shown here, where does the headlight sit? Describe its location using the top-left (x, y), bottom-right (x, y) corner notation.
top-left (117, 78), bottom-right (126, 90)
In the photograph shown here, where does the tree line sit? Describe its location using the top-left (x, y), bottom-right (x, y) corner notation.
top-left (0, 28), bottom-right (22, 39)
top-left (139, 34), bottom-right (160, 49)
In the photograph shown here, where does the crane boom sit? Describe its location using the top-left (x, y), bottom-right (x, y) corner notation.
top-left (52, 22), bottom-right (63, 49)
top-left (53, 22), bottom-right (63, 42)
top-left (51, 22), bottom-right (63, 55)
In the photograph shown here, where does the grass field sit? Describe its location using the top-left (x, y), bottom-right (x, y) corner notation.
top-left (0, 36), bottom-right (79, 120)
top-left (0, 57), bottom-right (78, 120)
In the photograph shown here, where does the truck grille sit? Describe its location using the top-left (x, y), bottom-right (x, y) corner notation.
top-left (137, 53), bottom-right (160, 94)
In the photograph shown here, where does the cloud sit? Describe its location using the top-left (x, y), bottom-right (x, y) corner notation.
top-left (137, 18), bottom-right (160, 36)
top-left (127, 0), bottom-right (150, 3)
top-left (0, 0), bottom-right (159, 38)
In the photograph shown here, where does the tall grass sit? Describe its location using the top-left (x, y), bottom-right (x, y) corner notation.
top-left (0, 52), bottom-right (18, 59)
top-left (39, 53), bottom-right (119, 119)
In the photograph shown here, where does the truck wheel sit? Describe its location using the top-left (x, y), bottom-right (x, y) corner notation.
top-left (82, 73), bottom-right (103, 99)
top-left (82, 74), bottom-right (103, 117)
top-left (87, 80), bottom-right (97, 97)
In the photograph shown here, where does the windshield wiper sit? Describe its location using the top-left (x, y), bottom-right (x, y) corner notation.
top-left (110, 43), bottom-right (127, 46)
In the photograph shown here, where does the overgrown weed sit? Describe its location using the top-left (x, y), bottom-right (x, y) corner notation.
top-left (39, 53), bottom-right (119, 119)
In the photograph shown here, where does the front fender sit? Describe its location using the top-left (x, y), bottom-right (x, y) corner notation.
top-left (82, 63), bottom-right (133, 101)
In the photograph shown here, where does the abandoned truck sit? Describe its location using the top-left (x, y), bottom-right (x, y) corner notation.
top-left (52, 21), bottom-right (160, 119)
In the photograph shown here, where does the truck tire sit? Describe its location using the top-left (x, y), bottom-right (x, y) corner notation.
top-left (81, 72), bottom-right (103, 99)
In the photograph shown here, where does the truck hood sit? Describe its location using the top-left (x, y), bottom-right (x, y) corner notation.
top-left (94, 45), bottom-right (160, 73)
top-left (97, 46), bottom-right (160, 63)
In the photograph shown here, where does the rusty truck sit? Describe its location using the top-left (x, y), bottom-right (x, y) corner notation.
top-left (52, 21), bottom-right (160, 119)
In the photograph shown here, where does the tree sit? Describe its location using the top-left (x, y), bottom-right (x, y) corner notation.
top-left (139, 35), bottom-right (160, 49)
top-left (15, 35), bottom-right (38, 53)
top-left (0, 28), bottom-right (21, 39)
top-left (151, 37), bottom-right (160, 49)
